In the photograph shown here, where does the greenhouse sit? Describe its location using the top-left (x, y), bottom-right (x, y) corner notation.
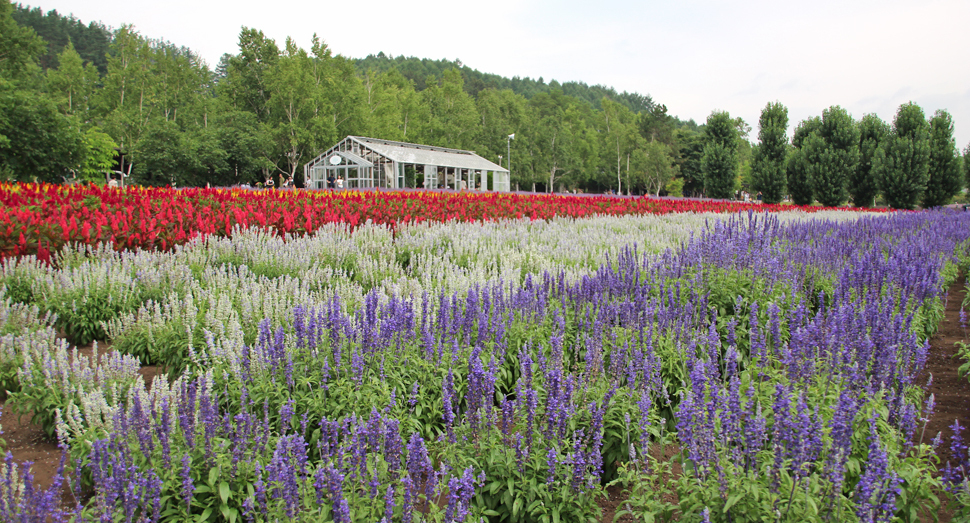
top-left (304, 136), bottom-right (510, 191)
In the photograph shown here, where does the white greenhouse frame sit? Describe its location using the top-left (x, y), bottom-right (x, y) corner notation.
top-left (304, 136), bottom-right (510, 191)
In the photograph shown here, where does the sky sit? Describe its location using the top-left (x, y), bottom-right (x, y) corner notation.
top-left (25, 0), bottom-right (970, 148)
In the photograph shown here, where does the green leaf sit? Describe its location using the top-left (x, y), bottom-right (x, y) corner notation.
top-left (219, 481), bottom-right (231, 504)
top-left (723, 493), bottom-right (744, 513)
top-left (196, 507), bottom-right (212, 523)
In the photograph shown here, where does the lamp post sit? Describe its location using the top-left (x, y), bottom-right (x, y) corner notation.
top-left (507, 133), bottom-right (514, 180)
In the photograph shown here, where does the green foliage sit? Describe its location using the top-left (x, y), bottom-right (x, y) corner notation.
top-left (0, 0), bottom-right (45, 83)
top-left (420, 69), bottom-right (478, 150)
top-left (11, 3), bottom-right (112, 74)
top-left (525, 90), bottom-right (596, 192)
top-left (922, 109), bottom-right (963, 208)
top-left (787, 117), bottom-right (822, 206)
top-left (46, 41), bottom-right (99, 118)
top-left (475, 87), bottom-right (528, 174)
top-left (639, 103), bottom-right (675, 146)
top-left (133, 120), bottom-right (231, 187)
top-left (664, 177), bottom-right (684, 197)
top-left (0, 85), bottom-right (85, 182)
top-left (962, 144), bottom-right (970, 191)
top-left (630, 140), bottom-right (676, 196)
top-left (876, 102), bottom-right (930, 210)
top-left (80, 126), bottom-right (117, 183)
top-left (472, 429), bottom-right (603, 523)
top-left (701, 143), bottom-right (735, 200)
top-left (804, 106), bottom-right (859, 208)
top-left (676, 129), bottom-right (705, 197)
top-left (354, 52), bottom-right (654, 113)
top-left (751, 101), bottom-right (789, 204)
top-left (851, 114), bottom-right (889, 208)
top-left (701, 111), bottom-right (738, 199)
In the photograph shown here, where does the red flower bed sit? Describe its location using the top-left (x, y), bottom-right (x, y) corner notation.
top-left (0, 183), bottom-right (886, 261)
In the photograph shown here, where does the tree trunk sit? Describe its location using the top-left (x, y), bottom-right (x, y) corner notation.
top-left (549, 161), bottom-right (558, 194)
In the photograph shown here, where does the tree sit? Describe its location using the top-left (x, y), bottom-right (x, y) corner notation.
top-left (221, 27), bottom-right (279, 119)
top-left (631, 139), bottom-right (676, 195)
top-left (0, 86), bottom-right (84, 181)
top-left (0, 0), bottom-right (45, 83)
top-left (963, 144), bottom-right (970, 191)
top-left (475, 87), bottom-right (528, 172)
top-left (46, 41), bottom-right (99, 119)
top-left (804, 106), bottom-right (859, 207)
top-left (875, 102), bottom-right (930, 210)
top-left (599, 98), bottom-right (638, 193)
top-left (11, 4), bottom-right (112, 73)
top-left (420, 68), bottom-right (478, 150)
top-left (787, 117), bottom-right (821, 206)
top-left (80, 126), bottom-right (117, 183)
top-left (751, 101), bottom-right (789, 204)
top-left (96, 25), bottom-right (155, 167)
top-left (264, 37), bottom-right (337, 183)
top-left (638, 103), bottom-right (674, 145)
top-left (922, 109), bottom-right (962, 208)
top-left (675, 128), bottom-right (705, 197)
top-left (360, 69), bottom-right (405, 141)
top-left (701, 111), bottom-right (738, 199)
top-left (851, 114), bottom-right (889, 208)
top-left (213, 110), bottom-right (273, 186)
top-left (528, 90), bottom-right (592, 192)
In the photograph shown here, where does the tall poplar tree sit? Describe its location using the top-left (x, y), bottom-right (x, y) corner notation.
top-left (701, 111), bottom-right (738, 199)
top-left (875, 102), bottom-right (930, 210)
top-left (804, 106), bottom-right (859, 207)
top-left (965, 143), bottom-right (970, 190)
top-left (751, 101), bottom-right (788, 204)
top-left (922, 109), bottom-right (962, 208)
top-left (850, 114), bottom-right (888, 208)
top-left (786, 117), bottom-right (821, 206)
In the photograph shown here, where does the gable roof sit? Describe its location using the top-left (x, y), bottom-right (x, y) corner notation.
top-left (344, 136), bottom-right (507, 172)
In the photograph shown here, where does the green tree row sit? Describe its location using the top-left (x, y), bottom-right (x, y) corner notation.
top-left (717, 101), bottom-right (966, 209)
top-left (2, 1), bottom-right (691, 193)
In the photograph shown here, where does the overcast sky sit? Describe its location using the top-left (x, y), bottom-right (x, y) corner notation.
top-left (24, 0), bottom-right (970, 148)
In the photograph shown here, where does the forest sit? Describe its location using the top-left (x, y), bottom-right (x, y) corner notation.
top-left (0, 0), bottom-right (967, 208)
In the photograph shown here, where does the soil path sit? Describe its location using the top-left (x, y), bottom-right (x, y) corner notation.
top-left (1, 341), bottom-right (161, 491)
top-left (919, 276), bottom-right (970, 461)
top-left (916, 275), bottom-right (970, 523)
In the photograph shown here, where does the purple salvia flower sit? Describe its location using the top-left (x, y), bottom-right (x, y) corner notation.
top-left (181, 454), bottom-right (194, 511)
top-left (546, 445), bottom-right (558, 484)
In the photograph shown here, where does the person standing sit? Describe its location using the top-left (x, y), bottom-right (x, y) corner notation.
top-left (336, 176), bottom-right (344, 189)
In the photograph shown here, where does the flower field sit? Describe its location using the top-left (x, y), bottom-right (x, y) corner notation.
top-left (0, 184), bottom-right (967, 522)
top-left (0, 183), bottom-right (882, 261)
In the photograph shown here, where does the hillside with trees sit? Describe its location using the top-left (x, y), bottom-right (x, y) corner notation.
top-left (11, 2), bottom-right (111, 72)
top-left (1, 0), bottom-right (966, 208)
